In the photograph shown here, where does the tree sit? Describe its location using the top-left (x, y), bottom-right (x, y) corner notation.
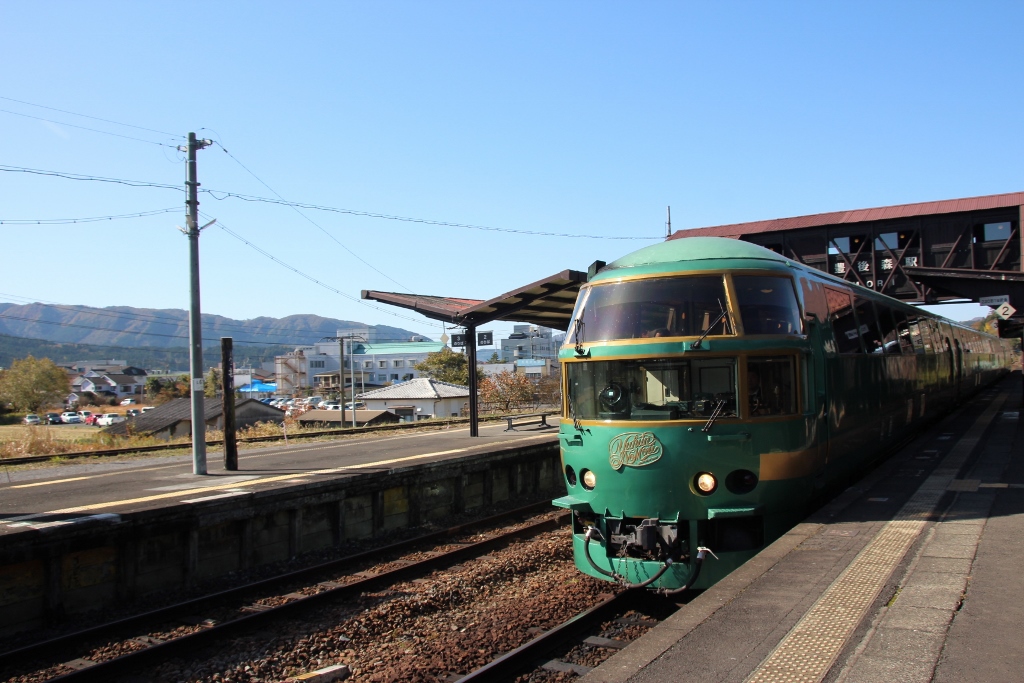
top-left (479, 370), bottom-right (534, 413)
top-left (414, 348), bottom-right (478, 386)
top-left (204, 368), bottom-right (221, 398)
top-left (487, 352), bottom-right (501, 363)
top-left (0, 355), bottom-right (70, 412)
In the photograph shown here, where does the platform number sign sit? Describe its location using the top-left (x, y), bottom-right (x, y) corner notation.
top-left (995, 302), bottom-right (1016, 320)
top-left (451, 334), bottom-right (466, 347)
top-left (478, 331), bottom-right (493, 346)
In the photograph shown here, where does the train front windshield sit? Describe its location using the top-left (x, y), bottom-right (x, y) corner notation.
top-left (567, 357), bottom-right (738, 421)
top-left (569, 276), bottom-right (731, 341)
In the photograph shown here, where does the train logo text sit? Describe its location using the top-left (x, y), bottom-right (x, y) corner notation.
top-left (608, 432), bottom-right (663, 470)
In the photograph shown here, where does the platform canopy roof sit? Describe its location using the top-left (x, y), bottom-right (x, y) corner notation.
top-left (362, 268), bottom-right (588, 331)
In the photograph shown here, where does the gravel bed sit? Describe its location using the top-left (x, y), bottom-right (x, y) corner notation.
top-left (142, 529), bottom-right (611, 683)
top-left (1, 494), bottom-right (555, 657)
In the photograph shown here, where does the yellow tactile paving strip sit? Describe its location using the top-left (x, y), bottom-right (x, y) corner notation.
top-left (744, 391), bottom-right (1008, 683)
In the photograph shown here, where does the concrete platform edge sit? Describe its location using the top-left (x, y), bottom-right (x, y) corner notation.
top-left (578, 522), bottom-right (822, 683)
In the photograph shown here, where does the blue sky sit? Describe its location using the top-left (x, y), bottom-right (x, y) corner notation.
top-left (2, 1), bottom-right (1020, 343)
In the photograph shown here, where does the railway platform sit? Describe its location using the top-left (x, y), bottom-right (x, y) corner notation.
top-left (0, 421), bottom-right (557, 531)
top-left (581, 370), bottom-right (1023, 683)
top-left (0, 421), bottom-right (559, 635)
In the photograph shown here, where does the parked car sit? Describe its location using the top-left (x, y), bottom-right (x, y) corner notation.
top-left (344, 401), bottom-right (366, 410)
top-left (96, 413), bottom-right (126, 426)
top-left (85, 414), bottom-right (100, 426)
top-left (23, 414), bottom-right (41, 425)
top-left (44, 413), bottom-right (62, 425)
top-left (141, 406), bottom-right (155, 413)
top-left (322, 404), bottom-right (342, 411)
top-left (126, 409), bottom-right (141, 417)
top-left (120, 398), bottom-right (138, 406)
top-left (76, 410), bottom-right (93, 423)
top-left (322, 401), bottom-right (340, 409)
top-left (259, 398), bottom-right (274, 404)
top-left (60, 412), bottom-right (81, 424)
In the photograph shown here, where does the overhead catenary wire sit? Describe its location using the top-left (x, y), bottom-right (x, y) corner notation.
top-left (0, 108), bottom-right (179, 148)
top-left (206, 214), bottom-right (433, 326)
top-left (0, 207), bottom-right (180, 225)
top-left (0, 164), bottom-right (661, 240)
top-left (0, 95), bottom-right (182, 138)
top-left (211, 140), bottom-right (412, 291)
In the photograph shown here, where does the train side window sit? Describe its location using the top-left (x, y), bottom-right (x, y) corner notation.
top-left (733, 275), bottom-right (802, 335)
top-left (825, 287), bottom-right (862, 354)
top-left (907, 320), bottom-right (926, 354)
top-left (853, 296), bottom-right (884, 353)
top-left (893, 311), bottom-right (915, 354)
top-left (876, 305), bottom-right (902, 354)
top-left (747, 357), bottom-right (797, 417)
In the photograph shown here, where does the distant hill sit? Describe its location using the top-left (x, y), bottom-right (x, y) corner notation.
top-left (0, 303), bottom-right (427, 350)
top-left (0, 333), bottom-right (292, 373)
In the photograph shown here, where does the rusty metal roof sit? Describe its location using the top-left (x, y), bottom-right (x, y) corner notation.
top-left (670, 191), bottom-right (1024, 240)
top-left (362, 268), bottom-right (587, 331)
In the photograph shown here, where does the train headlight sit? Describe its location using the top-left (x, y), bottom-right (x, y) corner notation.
top-left (695, 472), bottom-right (717, 494)
top-left (581, 469), bottom-right (597, 490)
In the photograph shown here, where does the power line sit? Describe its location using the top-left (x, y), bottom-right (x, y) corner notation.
top-left (0, 207), bottom-right (179, 225)
top-left (0, 165), bottom-right (181, 191)
top-left (203, 186), bottom-right (662, 239)
top-left (212, 140), bottom-right (412, 291)
top-left (208, 215), bottom-right (429, 325)
top-left (0, 108), bottom-right (178, 148)
top-left (0, 95), bottom-right (181, 137)
top-left (0, 163), bottom-right (661, 241)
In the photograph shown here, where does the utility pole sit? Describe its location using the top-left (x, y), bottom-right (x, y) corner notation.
top-left (666, 206), bottom-right (672, 239)
top-left (180, 132), bottom-right (213, 475)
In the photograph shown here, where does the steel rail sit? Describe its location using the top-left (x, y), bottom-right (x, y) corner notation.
top-left (0, 502), bottom-right (566, 680)
top-left (456, 591), bottom-right (635, 682)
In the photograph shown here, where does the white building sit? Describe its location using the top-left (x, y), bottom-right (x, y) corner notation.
top-left (356, 378), bottom-right (469, 421)
top-left (275, 336), bottom-right (445, 396)
top-left (499, 325), bottom-right (560, 362)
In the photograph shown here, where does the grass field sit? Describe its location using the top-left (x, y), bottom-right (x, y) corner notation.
top-left (0, 424), bottom-right (99, 442)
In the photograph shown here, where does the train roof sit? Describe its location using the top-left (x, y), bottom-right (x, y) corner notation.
top-left (597, 237), bottom-right (791, 280)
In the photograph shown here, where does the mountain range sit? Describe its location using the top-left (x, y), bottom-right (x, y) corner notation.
top-left (0, 302), bottom-right (426, 350)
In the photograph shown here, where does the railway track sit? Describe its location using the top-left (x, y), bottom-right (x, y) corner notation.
top-left (458, 590), bottom-right (678, 682)
top-left (1, 502), bottom-right (569, 683)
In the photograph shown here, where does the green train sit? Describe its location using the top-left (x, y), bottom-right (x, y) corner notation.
top-left (553, 236), bottom-right (1015, 592)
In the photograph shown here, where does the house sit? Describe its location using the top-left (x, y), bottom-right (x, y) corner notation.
top-left (297, 409), bottom-right (401, 428)
top-left (71, 369), bottom-right (147, 399)
top-left (356, 377), bottom-right (469, 420)
top-left (103, 398), bottom-right (284, 441)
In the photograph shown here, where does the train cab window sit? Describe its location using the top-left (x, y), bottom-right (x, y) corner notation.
top-left (825, 287), bottom-right (863, 353)
top-left (875, 305), bottom-right (902, 354)
top-left (746, 357), bottom-right (797, 417)
top-left (853, 297), bottom-right (884, 353)
top-left (566, 357), bottom-right (738, 421)
top-left (569, 276), bottom-right (731, 342)
top-left (733, 276), bottom-right (802, 335)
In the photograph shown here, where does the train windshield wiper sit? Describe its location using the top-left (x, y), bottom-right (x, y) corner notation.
top-left (573, 316), bottom-right (588, 357)
top-left (691, 299), bottom-right (729, 350)
top-left (701, 400), bottom-right (726, 432)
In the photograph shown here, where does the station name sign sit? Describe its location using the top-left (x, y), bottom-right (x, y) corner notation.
top-left (979, 295), bottom-right (1010, 307)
